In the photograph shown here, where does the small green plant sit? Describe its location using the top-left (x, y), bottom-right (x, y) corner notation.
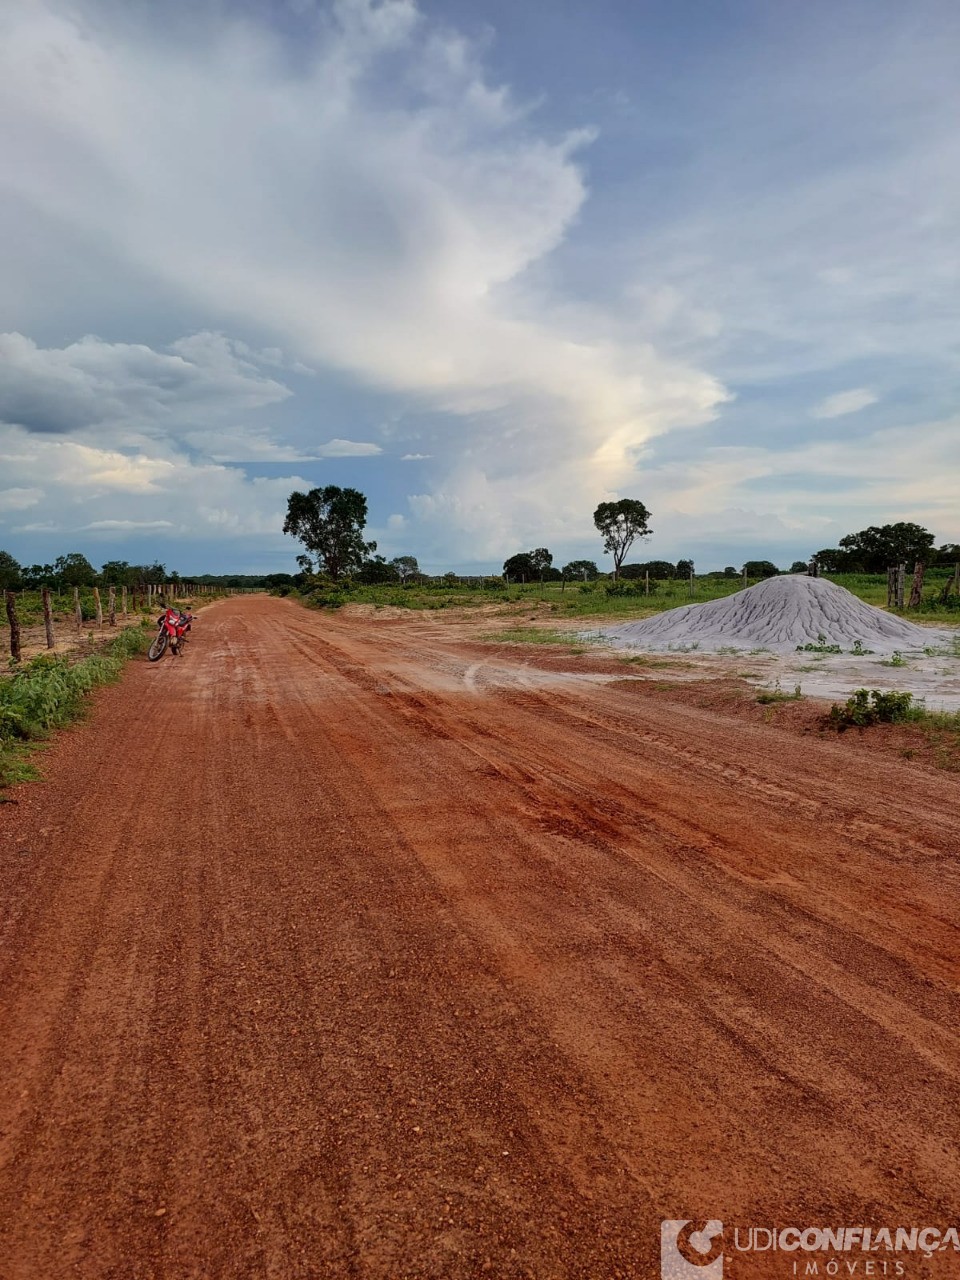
top-left (881, 650), bottom-right (907, 668)
top-left (850, 639), bottom-right (874, 656)
top-left (796, 632), bottom-right (843, 654)
top-left (757, 679), bottom-right (803, 705)
top-left (828, 688), bottom-right (917, 730)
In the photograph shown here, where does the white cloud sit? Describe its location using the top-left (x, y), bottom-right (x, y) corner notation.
top-left (0, 0), bottom-right (726, 554)
top-left (316, 439), bottom-right (382, 457)
top-left (811, 388), bottom-right (878, 419)
top-left (0, 331), bottom-right (290, 435)
top-left (401, 453), bottom-right (431, 460)
top-left (0, 486), bottom-right (42, 511)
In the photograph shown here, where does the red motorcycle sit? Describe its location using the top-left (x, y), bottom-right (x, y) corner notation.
top-left (148, 606), bottom-right (194, 661)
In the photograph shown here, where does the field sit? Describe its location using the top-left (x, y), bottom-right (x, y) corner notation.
top-left (284, 567), bottom-right (960, 618)
top-left (2, 594), bottom-right (960, 1277)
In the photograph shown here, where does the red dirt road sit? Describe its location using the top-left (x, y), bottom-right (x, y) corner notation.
top-left (1, 595), bottom-right (959, 1279)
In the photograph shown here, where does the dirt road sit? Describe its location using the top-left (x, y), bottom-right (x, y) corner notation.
top-left (2, 595), bottom-right (959, 1279)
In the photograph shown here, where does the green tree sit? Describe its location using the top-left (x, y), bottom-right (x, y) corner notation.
top-left (621, 560), bottom-right (675, 580)
top-left (562, 559), bottom-right (599, 581)
top-left (100, 559), bottom-right (133, 586)
top-left (503, 548), bottom-right (553, 581)
top-left (357, 555), bottom-right (399, 584)
top-left (0, 550), bottom-right (22, 590)
top-left (283, 486), bottom-right (376, 582)
top-left (818, 522), bottom-right (936, 573)
top-left (676, 558), bottom-right (694, 578)
top-left (593, 499), bottom-right (652, 579)
top-left (54, 552), bottom-right (96, 588)
top-left (391, 555), bottom-right (420, 584)
top-left (743, 560), bottom-right (779, 579)
top-left (789, 560), bottom-right (809, 574)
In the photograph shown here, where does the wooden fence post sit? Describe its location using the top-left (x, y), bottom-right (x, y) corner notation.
top-left (895, 564), bottom-right (906, 610)
top-left (940, 562), bottom-right (960, 603)
top-left (108, 586), bottom-right (117, 627)
top-left (5, 590), bottom-right (21, 663)
top-left (689, 568), bottom-right (695, 597)
top-left (908, 560), bottom-right (926, 609)
top-left (93, 587), bottom-right (103, 629)
top-left (41, 586), bottom-right (55, 649)
top-left (644, 570), bottom-right (650, 597)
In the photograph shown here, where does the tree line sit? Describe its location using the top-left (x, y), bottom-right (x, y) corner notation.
top-left (284, 486), bottom-right (958, 587)
top-left (0, 550), bottom-right (293, 593)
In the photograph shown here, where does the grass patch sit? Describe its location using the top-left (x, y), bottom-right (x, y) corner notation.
top-left (481, 627), bottom-right (592, 646)
top-left (757, 680), bottom-right (803, 704)
top-left (0, 625), bottom-right (147, 789)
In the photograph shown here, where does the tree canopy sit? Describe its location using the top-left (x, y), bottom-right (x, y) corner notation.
top-left (283, 486), bottom-right (376, 581)
top-left (815, 522), bottom-right (936, 573)
top-left (743, 560), bottom-right (780, 578)
top-left (561, 559), bottom-right (599, 581)
top-left (620, 560), bottom-right (675, 580)
top-left (391, 555), bottom-right (420, 583)
top-left (503, 548), bottom-right (553, 580)
top-left (0, 550), bottom-right (22, 590)
top-left (593, 499), bottom-right (652, 579)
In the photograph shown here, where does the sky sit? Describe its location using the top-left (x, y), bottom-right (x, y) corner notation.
top-left (1, 0), bottom-right (959, 576)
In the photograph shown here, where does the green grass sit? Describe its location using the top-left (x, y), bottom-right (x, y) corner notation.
top-left (0, 624), bottom-right (148, 789)
top-left (481, 626), bottom-right (594, 645)
top-left (284, 570), bottom-right (960, 623)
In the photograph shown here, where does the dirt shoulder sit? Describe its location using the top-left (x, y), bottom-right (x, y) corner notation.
top-left (2, 595), bottom-right (959, 1279)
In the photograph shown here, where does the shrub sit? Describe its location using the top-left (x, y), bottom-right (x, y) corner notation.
top-left (828, 688), bottom-right (917, 730)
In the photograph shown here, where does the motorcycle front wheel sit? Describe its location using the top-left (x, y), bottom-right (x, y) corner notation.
top-left (147, 632), bottom-right (168, 662)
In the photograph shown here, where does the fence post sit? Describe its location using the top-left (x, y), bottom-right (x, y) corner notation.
top-left (121, 585), bottom-right (128, 617)
top-left (645, 570), bottom-right (650, 597)
top-left (41, 586), bottom-right (55, 649)
top-left (689, 568), bottom-right (695, 597)
top-left (908, 560), bottom-right (926, 609)
top-left (93, 587), bottom-right (103, 629)
top-left (108, 586), bottom-right (117, 627)
top-left (895, 563), bottom-right (906, 610)
top-left (73, 587), bottom-right (82, 633)
top-left (940, 562), bottom-right (960, 603)
top-left (5, 590), bottom-right (21, 663)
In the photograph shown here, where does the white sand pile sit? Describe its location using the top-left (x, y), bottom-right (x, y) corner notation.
top-left (601, 575), bottom-right (952, 655)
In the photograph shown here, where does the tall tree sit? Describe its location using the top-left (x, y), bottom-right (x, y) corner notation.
top-left (0, 550), bottom-right (22, 590)
top-left (562, 559), bottom-right (599, 581)
top-left (503, 548), bottom-right (553, 581)
top-left (283, 486), bottom-right (376, 581)
top-left (816, 522), bottom-right (936, 573)
top-left (593, 499), bottom-right (652, 579)
top-left (53, 552), bottom-right (96, 588)
top-left (743, 560), bottom-right (779, 579)
top-left (391, 555), bottom-right (420, 584)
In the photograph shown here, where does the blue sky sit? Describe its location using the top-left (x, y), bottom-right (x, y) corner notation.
top-left (1, 0), bottom-right (958, 575)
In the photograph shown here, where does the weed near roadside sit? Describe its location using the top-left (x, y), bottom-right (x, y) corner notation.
top-left (0, 624), bottom-right (148, 788)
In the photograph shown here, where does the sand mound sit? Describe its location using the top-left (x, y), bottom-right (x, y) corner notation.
top-left (601, 575), bottom-right (951, 655)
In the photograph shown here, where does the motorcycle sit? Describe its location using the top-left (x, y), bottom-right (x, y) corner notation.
top-left (148, 606), bottom-right (194, 662)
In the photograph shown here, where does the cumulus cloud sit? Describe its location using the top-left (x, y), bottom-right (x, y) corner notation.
top-left (0, 331), bottom-right (290, 435)
top-left (811, 388), bottom-right (878, 419)
top-left (0, 0), bottom-right (726, 556)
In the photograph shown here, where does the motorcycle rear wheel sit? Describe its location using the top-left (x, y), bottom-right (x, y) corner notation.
top-left (148, 632), bottom-right (168, 662)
